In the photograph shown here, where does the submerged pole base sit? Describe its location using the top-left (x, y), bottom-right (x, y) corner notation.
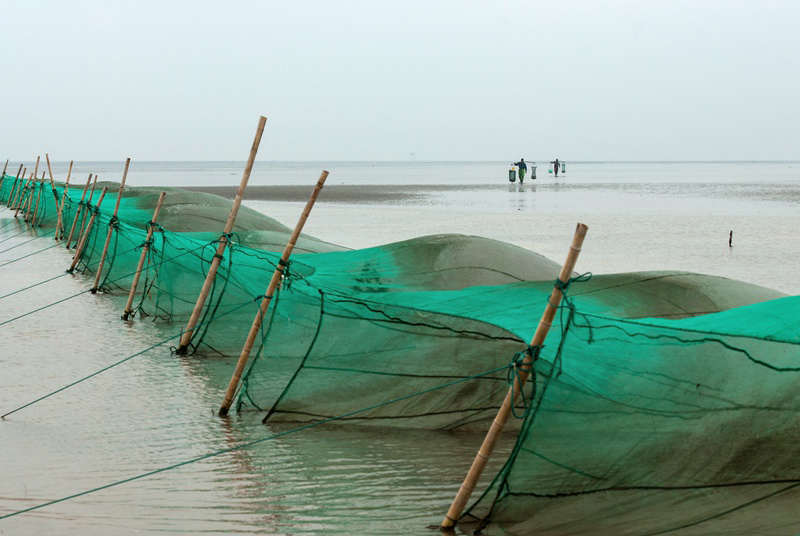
top-left (218, 406), bottom-right (230, 417)
top-left (174, 345), bottom-right (189, 356)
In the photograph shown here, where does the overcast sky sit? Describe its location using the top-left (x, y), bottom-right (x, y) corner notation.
top-left (1, 0), bottom-right (798, 162)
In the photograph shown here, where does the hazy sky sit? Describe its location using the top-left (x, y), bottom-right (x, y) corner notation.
top-left (2, 0), bottom-right (798, 162)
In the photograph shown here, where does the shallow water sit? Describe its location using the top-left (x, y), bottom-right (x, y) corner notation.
top-left (1, 161), bottom-right (799, 534)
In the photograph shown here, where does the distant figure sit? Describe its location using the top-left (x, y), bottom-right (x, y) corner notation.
top-left (550, 159), bottom-right (560, 177)
top-left (513, 158), bottom-right (527, 183)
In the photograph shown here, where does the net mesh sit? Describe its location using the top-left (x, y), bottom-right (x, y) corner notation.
top-left (2, 172), bottom-right (797, 533)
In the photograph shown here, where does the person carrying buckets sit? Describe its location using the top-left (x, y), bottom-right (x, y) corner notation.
top-left (512, 158), bottom-right (527, 183)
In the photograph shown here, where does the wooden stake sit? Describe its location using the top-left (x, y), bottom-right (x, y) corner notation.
top-left (72, 174), bottom-right (98, 249)
top-left (440, 223), bottom-right (589, 531)
top-left (91, 158), bottom-right (131, 293)
top-left (219, 170), bottom-right (328, 416)
top-left (175, 115), bottom-right (267, 355)
top-left (24, 172), bottom-right (40, 223)
top-left (14, 173), bottom-right (34, 218)
top-left (68, 187), bottom-right (108, 273)
top-left (2, 159), bottom-right (7, 176)
top-left (11, 167), bottom-right (27, 209)
top-left (56, 161), bottom-right (74, 240)
top-left (65, 174), bottom-right (93, 249)
top-left (6, 165), bottom-right (23, 207)
top-left (122, 191), bottom-right (167, 321)
top-left (31, 173), bottom-right (45, 225)
top-left (27, 157), bottom-right (40, 220)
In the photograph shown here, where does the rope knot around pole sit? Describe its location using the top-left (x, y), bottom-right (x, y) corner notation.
top-left (254, 294), bottom-right (274, 302)
top-left (507, 345), bottom-right (542, 419)
top-left (108, 215), bottom-right (120, 229)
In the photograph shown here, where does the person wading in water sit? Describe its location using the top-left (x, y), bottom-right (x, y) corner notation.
top-left (513, 158), bottom-right (527, 183)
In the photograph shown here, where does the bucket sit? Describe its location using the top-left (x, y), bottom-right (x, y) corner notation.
top-left (508, 168), bottom-right (516, 182)
top-left (561, 162), bottom-right (566, 173)
top-left (531, 165), bottom-right (537, 179)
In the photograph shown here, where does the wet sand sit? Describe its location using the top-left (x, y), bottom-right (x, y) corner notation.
top-left (186, 183), bottom-right (499, 204)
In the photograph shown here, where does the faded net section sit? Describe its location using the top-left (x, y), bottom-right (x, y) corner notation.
top-left (463, 296), bottom-right (800, 536)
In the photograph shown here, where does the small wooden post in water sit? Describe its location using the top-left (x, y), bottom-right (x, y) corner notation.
top-left (175, 115), bottom-right (267, 355)
top-left (219, 170), bottom-right (328, 417)
top-left (91, 158), bottom-right (131, 293)
top-left (66, 174), bottom-right (93, 248)
top-left (122, 191), bottom-right (167, 321)
top-left (55, 161), bottom-right (74, 240)
top-left (68, 187), bottom-right (108, 273)
top-left (2, 159), bottom-right (7, 177)
top-left (31, 173), bottom-right (45, 226)
top-left (440, 223), bottom-right (589, 531)
top-left (72, 174), bottom-right (98, 249)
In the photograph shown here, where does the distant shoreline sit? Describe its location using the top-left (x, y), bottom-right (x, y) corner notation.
top-left (185, 183), bottom-right (502, 204)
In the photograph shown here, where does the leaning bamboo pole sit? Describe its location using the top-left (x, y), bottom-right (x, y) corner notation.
top-left (12, 168), bottom-right (28, 209)
top-left (45, 154), bottom-right (60, 206)
top-left (175, 115), bottom-right (267, 355)
top-left (72, 174), bottom-right (98, 249)
top-left (219, 170), bottom-right (328, 416)
top-left (68, 187), bottom-right (108, 273)
top-left (24, 157), bottom-right (41, 221)
top-left (6, 165), bottom-right (23, 207)
top-left (31, 173), bottom-right (45, 225)
top-left (24, 173), bottom-right (40, 223)
top-left (440, 222), bottom-right (589, 531)
top-left (14, 173), bottom-right (34, 218)
top-left (91, 158), bottom-right (131, 293)
top-left (55, 160), bottom-right (74, 240)
top-left (11, 169), bottom-right (28, 211)
top-left (65, 174), bottom-right (93, 249)
top-left (122, 191), bottom-right (167, 321)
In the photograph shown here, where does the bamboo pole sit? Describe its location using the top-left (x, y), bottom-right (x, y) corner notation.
top-left (14, 173), bottom-right (34, 218)
top-left (68, 187), bottom-right (108, 273)
top-left (440, 223), bottom-right (589, 531)
top-left (0, 159), bottom-right (7, 190)
top-left (31, 173), bottom-right (45, 225)
top-left (122, 191), bottom-right (166, 321)
top-left (175, 115), bottom-right (267, 355)
top-left (219, 170), bottom-right (328, 417)
top-left (72, 174), bottom-right (98, 249)
top-left (6, 165), bottom-right (22, 207)
top-left (24, 172), bottom-right (40, 223)
top-left (12, 168), bottom-right (28, 209)
top-left (65, 174), bottom-right (93, 249)
top-left (91, 158), bottom-right (131, 293)
top-left (45, 154), bottom-right (59, 204)
top-left (11, 169), bottom-right (28, 211)
top-left (26, 157), bottom-right (41, 221)
top-left (55, 160), bottom-right (74, 240)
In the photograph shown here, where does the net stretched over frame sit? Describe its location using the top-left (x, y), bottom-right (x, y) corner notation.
top-left (2, 172), bottom-right (799, 533)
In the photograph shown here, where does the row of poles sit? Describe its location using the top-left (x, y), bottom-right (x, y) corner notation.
top-left (1, 117), bottom-right (588, 531)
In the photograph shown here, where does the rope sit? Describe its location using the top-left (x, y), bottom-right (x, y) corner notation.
top-left (0, 360), bottom-right (510, 520)
top-left (0, 298), bottom-right (256, 420)
top-left (0, 243), bottom-right (60, 269)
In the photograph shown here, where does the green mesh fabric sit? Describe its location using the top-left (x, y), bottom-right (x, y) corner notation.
top-left (2, 172), bottom-right (798, 533)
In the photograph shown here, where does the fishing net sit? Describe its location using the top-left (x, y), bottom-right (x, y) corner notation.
top-left (2, 171), bottom-right (798, 532)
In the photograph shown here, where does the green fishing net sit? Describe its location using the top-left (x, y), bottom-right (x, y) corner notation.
top-left (2, 171), bottom-right (798, 534)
